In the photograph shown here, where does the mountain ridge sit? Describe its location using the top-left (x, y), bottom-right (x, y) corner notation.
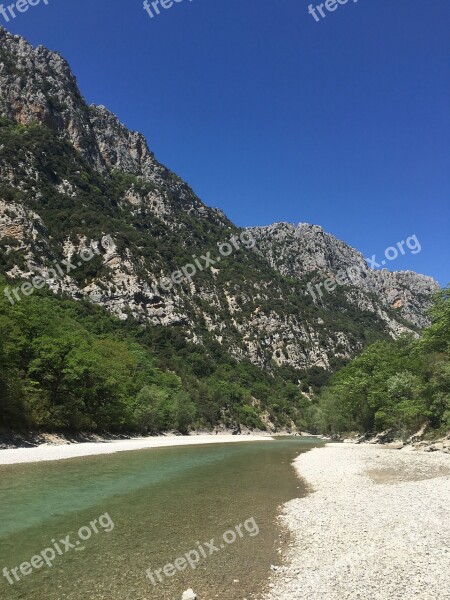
top-left (0, 27), bottom-right (439, 380)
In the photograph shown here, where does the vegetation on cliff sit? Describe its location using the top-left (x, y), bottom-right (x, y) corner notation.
top-left (314, 288), bottom-right (450, 436)
top-left (0, 275), bottom-right (317, 433)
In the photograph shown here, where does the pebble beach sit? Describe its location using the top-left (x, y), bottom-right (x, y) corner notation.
top-left (265, 443), bottom-right (450, 600)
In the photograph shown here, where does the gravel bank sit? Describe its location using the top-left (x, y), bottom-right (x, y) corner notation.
top-left (265, 444), bottom-right (450, 600)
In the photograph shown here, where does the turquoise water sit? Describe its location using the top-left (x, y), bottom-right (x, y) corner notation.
top-left (0, 437), bottom-right (322, 599)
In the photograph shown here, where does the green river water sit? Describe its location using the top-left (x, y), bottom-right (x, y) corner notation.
top-left (0, 437), bottom-right (322, 600)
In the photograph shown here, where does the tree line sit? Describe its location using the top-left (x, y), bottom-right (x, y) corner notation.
top-left (0, 276), bottom-right (311, 434)
top-left (312, 288), bottom-right (449, 437)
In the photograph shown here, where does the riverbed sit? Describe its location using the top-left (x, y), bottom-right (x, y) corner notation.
top-left (0, 437), bottom-right (322, 600)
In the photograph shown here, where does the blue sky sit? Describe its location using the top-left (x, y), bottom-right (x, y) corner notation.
top-left (4, 0), bottom-right (449, 284)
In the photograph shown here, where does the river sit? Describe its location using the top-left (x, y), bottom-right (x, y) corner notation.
top-left (0, 437), bottom-right (322, 599)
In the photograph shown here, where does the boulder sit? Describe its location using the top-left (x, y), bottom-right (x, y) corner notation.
top-left (368, 429), bottom-right (395, 444)
top-left (386, 441), bottom-right (404, 450)
top-left (429, 443), bottom-right (445, 452)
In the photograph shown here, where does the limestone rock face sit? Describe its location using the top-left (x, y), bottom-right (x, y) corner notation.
top-left (0, 27), bottom-right (439, 376)
top-left (249, 222), bottom-right (438, 329)
top-left (88, 104), bottom-right (217, 218)
top-left (0, 29), bottom-right (105, 170)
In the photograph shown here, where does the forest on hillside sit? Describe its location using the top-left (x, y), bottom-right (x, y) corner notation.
top-left (314, 288), bottom-right (450, 437)
top-left (0, 275), bottom-right (315, 434)
top-left (1, 269), bottom-right (448, 438)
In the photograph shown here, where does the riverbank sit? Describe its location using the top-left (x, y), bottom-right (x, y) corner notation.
top-left (0, 433), bottom-right (274, 465)
top-left (334, 428), bottom-right (450, 454)
top-left (265, 444), bottom-right (450, 600)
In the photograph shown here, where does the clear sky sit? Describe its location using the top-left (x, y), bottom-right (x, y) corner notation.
top-left (3, 0), bottom-right (449, 284)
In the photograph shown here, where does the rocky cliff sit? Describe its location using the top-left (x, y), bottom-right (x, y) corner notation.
top-left (250, 222), bottom-right (437, 330)
top-left (0, 27), bottom-right (439, 380)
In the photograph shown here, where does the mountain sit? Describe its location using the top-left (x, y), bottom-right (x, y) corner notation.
top-left (250, 222), bottom-right (436, 331)
top-left (0, 27), bottom-right (439, 432)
